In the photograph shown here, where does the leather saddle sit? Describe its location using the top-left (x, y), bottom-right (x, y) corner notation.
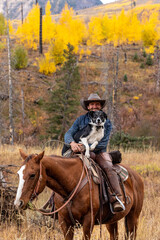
top-left (78, 153), bottom-right (128, 207)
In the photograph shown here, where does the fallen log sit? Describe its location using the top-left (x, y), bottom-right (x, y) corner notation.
top-left (0, 165), bottom-right (24, 225)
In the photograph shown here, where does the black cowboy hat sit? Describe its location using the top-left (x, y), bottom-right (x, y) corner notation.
top-left (80, 93), bottom-right (106, 111)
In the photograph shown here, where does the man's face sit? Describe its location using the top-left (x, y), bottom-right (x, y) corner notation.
top-left (87, 101), bottom-right (102, 111)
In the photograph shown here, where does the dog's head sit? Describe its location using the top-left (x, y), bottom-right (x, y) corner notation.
top-left (89, 110), bottom-right (107, 126)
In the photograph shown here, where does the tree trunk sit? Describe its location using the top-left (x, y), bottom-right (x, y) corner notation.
top-left (156, 57), bottom-right (160, 94)
top-left (6, 0), bottom-right (14, 144)
top-left (39, 7), bottom-right (43, 54)
top-left (21, 2), bottom-right (23, 24)
top-left (112, 48), bottom-right (119, 133)
top-left (0, 104), bottom-right (1, 144)
top-left (101, 45), bottom-right (108, 100)
top-left (21, 87), bottom-right (25, 141)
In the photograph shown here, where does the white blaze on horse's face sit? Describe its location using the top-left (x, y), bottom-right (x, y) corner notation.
top-left (14, 165), bottom-right (26, 207)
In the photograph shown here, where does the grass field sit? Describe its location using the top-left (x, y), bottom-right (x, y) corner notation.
top-left (0, 145), bottom-right (160, 239)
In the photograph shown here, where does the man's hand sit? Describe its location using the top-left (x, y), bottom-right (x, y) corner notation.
top-left (70, 142), bottom-right (83, 152)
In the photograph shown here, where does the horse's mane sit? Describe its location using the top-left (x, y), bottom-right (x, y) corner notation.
top-left (25, 154), bottom-right (38, 163)
top-left (48, 154), bottom-right (79, 160)
top-left (45, 154), bottom-right (81, 167)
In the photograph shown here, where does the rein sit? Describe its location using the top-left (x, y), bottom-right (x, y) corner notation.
top-left (82, 156), bottom-right (94, 235)
top-left (30, 160), bottom-right (85, 216)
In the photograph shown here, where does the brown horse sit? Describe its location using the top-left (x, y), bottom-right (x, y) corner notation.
top-left (14, 150), bottom-right (144, 240)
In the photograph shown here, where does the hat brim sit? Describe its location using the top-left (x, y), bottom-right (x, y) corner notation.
top-left (80, 99), bottom-right (106, 111)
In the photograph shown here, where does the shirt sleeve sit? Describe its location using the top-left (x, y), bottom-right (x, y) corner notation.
top-left (64, 117), bottom-right (80, 144)
top-left (95, 119), bottom-right (112, 151)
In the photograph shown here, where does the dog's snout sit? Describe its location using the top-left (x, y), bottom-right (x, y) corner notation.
top-left (96, 117), bottom-right (101, 124)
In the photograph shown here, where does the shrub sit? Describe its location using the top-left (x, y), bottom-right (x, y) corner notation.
top-left (110, 131), bottom-right (152, 150)
top-left (0, 13), bottom-right (7, 35)
top-left (38, 53), bottom-right (56, 75)
top-left (11, 46), bottom-right (28, 69)
top-left (49, 40), bottom-right (65, 65)
top-left (140, 63), bottom-right (145, 69)
top-left (142, 49), bottom-right (147, 57)
top-left (133, 53), bottom-right (139, 62)
top-left (123, 74), bottom-right (128, 82)
top-left (0, 40), bottom-right (5, 51)
top-left (146, 54), bottom-right (153, 66)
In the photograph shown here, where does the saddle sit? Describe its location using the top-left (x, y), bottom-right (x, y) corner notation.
top-left (78, 153), bottom-right (129, 208)
top-left (78, 153), bottom-right (128, 184)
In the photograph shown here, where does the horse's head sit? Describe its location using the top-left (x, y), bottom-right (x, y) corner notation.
top-left (14, 149), bottom-right (45, 209)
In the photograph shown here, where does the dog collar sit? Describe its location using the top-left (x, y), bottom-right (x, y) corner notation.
top-left (96, 126), bottom-right (104, 131)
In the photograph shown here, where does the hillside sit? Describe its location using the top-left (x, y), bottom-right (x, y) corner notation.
top-left (0, 0), bottom-right (160, 147)
top-left (68, 0), bottom-right (160, 21)
top-left (0, 0), bottom-right (102, 20)
top-left (0, 42), bottom-right (159, 146)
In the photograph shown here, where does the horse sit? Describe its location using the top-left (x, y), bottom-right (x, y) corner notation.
top-left (14, 150), bottom-right (144, 240)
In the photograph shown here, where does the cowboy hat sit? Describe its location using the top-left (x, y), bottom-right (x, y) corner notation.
top-left (80, 93), bottom-right (106, 111)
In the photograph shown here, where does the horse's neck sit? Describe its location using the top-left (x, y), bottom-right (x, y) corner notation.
top-left (42, 156), bottom-right (82, 197)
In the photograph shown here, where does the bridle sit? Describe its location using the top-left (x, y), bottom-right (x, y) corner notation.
top-left (29, 158), bottom-right (85, 216)
top-left (28, 153), bottom-right (94, 235)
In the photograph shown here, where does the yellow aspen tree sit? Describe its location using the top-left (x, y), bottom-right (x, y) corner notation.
top-left (141, 12), bottom-right (159, 53)
top-left (9, 20), bottom-right (14, 35)
top-left (43, 0), bottom-right (56, 43)
top-left (127, 12), bottom-right (142, 43)
top-left (55, 4), bottom-right (86, 54)
top-left (101, 14), bottom-right (111, 43)
top-left (87, 16), bottom-right (104, 46)
top-left (49, 38), bottom-right (65, 65)
top-left (16, 4), bottom-right (40, 49)
top-left (38, 52), bottom-right (56, 75)
top-left (109, 14), bottom-right (119, 47)
top-left (60, 3), bottom-right (73, 25)
top-left (116, 9), bottom-right (129, 45)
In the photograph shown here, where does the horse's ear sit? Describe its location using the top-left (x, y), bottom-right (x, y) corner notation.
top-left (35, 151), bottom-right (45, 164)
top-left (19, 149), bottom-right (28, 160)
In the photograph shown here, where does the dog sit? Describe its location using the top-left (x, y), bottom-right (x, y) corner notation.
top-left (74, 110), bottom-right (107, 158)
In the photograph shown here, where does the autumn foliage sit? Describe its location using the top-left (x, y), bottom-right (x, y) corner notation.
top-left (14, 1), bottom-right (160, 74)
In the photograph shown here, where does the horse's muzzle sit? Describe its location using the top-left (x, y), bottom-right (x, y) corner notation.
top-left (19, 199), bottom-right (24, 208)
top-left (14, 199), bottom-right (24, 209)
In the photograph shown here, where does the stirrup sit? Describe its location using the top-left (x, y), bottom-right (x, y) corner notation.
top-left (115, 195), bottom-right (125, 210)
top-left (109, 196), bottom-right (125, 214)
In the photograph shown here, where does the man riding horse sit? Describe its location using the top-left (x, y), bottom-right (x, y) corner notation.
top-left (62, 93), bottom-right (124, 212)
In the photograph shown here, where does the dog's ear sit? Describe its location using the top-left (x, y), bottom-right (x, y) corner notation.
top-left (103, 111), bottom-right (108, 119)
top-left (88, 111), bottom-right (94, 118)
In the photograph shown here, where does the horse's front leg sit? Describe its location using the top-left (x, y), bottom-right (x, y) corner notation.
top-left (106, 222), bottom-right (118, 240)
top-left (82, 212), bottom-right (95, 240)
top-left (58, 214), bottom-right (74, 240)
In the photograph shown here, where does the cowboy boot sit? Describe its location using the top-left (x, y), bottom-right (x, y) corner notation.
top-left (95, 152), bottom-right (125, 212)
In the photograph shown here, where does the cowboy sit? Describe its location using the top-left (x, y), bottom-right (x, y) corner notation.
top-left (63, 93), bottom-right (124, 212)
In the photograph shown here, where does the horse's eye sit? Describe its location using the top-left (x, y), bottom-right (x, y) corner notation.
top-left (30, 174), bottom-right (36, 179)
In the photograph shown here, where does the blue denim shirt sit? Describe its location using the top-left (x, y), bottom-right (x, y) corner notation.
top-left (64, 112), bottom-right (112, 153)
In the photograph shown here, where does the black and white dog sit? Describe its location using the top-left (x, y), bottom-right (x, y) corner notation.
top-left (74, 110), bottom-right (107, 158)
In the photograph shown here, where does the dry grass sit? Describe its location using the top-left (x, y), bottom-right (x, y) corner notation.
top-left (0, 145), bottom-right (160, 239)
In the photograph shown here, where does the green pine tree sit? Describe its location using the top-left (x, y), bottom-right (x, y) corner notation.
top-left (47, 43), bottom-right (80, 140)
